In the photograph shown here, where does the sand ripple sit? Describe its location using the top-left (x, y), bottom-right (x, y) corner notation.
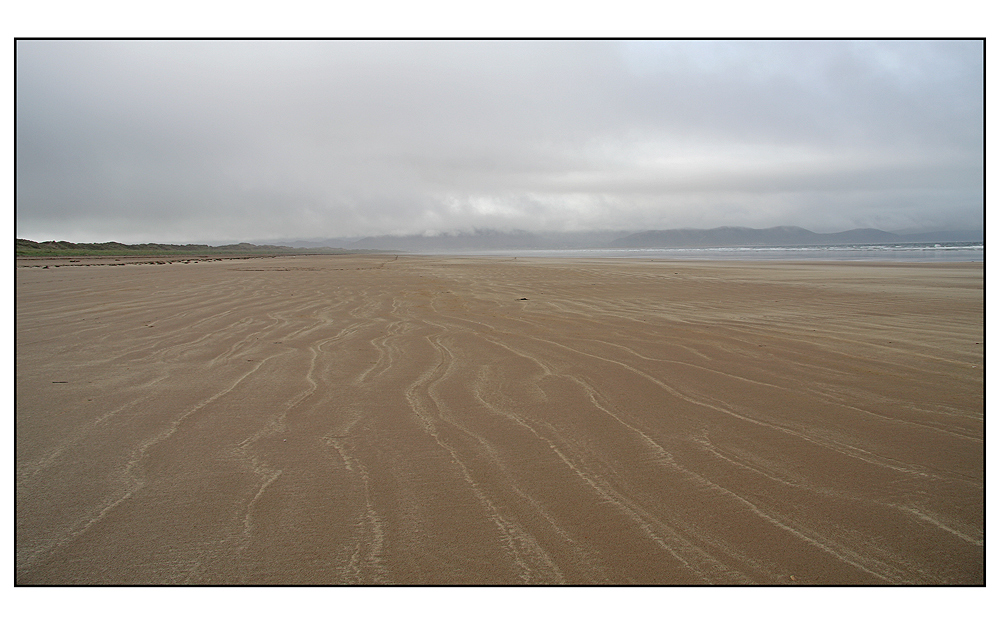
top-left (16, 256), bottom-right (983, 584)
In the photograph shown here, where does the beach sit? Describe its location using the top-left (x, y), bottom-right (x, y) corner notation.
top-left (15, 254), bottom-right (984, 585)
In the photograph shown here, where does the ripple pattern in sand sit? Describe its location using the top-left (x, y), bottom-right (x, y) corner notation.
top-left (16, 256), bottom-right (983, 584)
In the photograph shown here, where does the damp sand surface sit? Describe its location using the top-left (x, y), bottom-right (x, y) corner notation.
top-left (16, 255), bottom-right (984, 584)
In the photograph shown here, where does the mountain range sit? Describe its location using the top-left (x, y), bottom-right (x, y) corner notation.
top-left (608, 227), bottom-right (984, 248)
top-left (272, 227), bottom-right (983, 253)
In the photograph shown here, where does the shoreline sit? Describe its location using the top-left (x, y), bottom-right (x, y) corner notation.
top-left (15, 252), bottom-right (985, 268)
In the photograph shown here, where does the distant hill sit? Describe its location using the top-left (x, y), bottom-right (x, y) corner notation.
top-left (14, 239), bottom-right (357, 257)
top-left (289, 227), bottom-right (983, 252)
top-left (608, 227), bottom-right (984, 248)
top-left (345, 229), bottom-right (634, 252)
top-left (269, 237), bottom-right (365, 249)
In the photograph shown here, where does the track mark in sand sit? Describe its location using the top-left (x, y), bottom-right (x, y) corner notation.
top-left (539, 336), bottom-right (944, 480)
top-left (130, 356), bottom-right (277, 474)
top-left (808, 395), bottom-right (983, 443)
top-left (588, 337), bottom-right (982, 444)
top-left (17, 373), bottom-right (172, 482)
top-left (206, 331), bottom-right (266, 366)
top-left (468, 372), bottom-right (612, 583)
top-left (888, 504), bottom-right (984, 547)
top-left (583, 337), bottom-right (787, 389)
top-left (16, 489), bottom-right (137, 573)
top-left (701, 394), bottom-right (948, 481)
top-left (339, 455), bottom-right (388, 584)
top-left (352, 315), bottom-right (410, 386)
top-left (530, 338), bottom-right (935, 582)
top-left (404, 329), bottom-right (565, 583)
top-left (239, 464), bottom-right (283, 545)
top-left (323, 410), bottom-right (388, 584)
top-left (715, 490), bottom-right (907, 583)
top-left (17, 362), bottom-right (271, 571)
top-left (427, 349), bottom-right (565, 584)
top-left (569, 377), bottom-right (772, 583)
top-left (236, 343), bottom-right (322, 450)
top-left (468, 366), bottom-right (723, 583)
top-left (659, 422), bottom-right (908, 581)
top-left (234, 341), bottom-right (331, 548)
top-left (39, 355), bottom-right (285, 566)
top-left (692, 429), bottom-right (813, 492)
top-left (691, 432), bottom-right (951, 582)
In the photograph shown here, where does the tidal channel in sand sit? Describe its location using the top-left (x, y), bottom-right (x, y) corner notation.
top-left (15, 255), bottom-right (984, 584)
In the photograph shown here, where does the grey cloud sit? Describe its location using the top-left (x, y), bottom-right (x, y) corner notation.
top-left (16, 39), bottom-right (983, 243)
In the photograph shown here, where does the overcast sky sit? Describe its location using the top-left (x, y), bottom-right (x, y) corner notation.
top-left (16, 39), bottom-right (983, 244)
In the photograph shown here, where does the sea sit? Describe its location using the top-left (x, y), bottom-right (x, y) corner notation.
top-left (456, 241), bottom-right (984, 262)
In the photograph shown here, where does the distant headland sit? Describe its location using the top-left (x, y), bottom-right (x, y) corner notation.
top-left (14, 239), bottom-right (374, 258)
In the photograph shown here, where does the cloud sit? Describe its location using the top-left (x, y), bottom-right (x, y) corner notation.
top-left (16, 39), bottom-right (983, 243)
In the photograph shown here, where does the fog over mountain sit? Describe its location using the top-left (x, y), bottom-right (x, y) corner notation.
top-left (264, 226), bottom-right (983, 253)
top-left (16, 40), bottom-right (983, 244)
top-left (607, 226), bottom-right (984, 249)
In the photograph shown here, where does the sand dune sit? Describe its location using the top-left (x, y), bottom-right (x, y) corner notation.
top-left (15, 255), bottom-right (983, 584)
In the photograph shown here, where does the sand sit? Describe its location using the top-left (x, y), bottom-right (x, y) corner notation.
top-left (15, 255), bottom-right (984, 585)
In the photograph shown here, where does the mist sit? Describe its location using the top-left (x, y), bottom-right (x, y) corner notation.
top-left (16, 39), bottom-right (983, 244)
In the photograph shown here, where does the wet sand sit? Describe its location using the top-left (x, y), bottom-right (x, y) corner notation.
top-left (15, 255), bottom-right (984, 585)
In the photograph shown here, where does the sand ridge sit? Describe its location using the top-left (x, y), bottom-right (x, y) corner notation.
top-left (15, 255), bottom-right (984, 584)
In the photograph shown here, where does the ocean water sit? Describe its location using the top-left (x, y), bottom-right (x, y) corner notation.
top-left (457, 241), bottom-right (984, 262)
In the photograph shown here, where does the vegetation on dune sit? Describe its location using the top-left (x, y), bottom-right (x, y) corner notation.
top-left (15, 239), bottom-right (354, 257)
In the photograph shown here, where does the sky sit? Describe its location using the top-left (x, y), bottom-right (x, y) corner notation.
top-left (15, 39), bottom-right (984, 244)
